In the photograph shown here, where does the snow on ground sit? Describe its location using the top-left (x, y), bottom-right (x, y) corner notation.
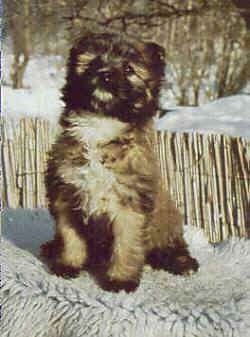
top-left (2, 54), bottom-right (65, 124)
top-left (156, 95), bottom-right (250, 139)
top-left (2, 53), bottom-right (250, 139)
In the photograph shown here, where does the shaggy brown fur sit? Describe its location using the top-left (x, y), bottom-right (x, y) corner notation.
top-left (41, 33), bottom-right (198, 292)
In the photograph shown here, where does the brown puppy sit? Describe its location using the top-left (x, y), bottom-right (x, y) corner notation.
top-left (41, 33), bottom-right (198, 292)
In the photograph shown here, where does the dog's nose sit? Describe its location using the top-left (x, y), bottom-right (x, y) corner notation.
top-left (99, 71), bottom-right (112, 84)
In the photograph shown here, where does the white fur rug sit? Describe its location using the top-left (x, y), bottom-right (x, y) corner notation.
top-left (1, 209), bottom-right (250, 337)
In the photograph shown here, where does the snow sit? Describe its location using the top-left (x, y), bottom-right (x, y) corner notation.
top-left (156, 95), bottom-right (250, 139)
top-left (2, 52), bottom-right (250, 139)
top-left (2, 54), bottom-right (65, 124)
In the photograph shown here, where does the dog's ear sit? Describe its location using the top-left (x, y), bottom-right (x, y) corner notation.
top-left (139, 42), bottom-right (165, 68)
top-left (74, 51), bottom-right (96, 75)
top-left (143, 42), bottom-right (165, 64)
top-left (137, 41), bottom-right (165, 77)
top-left (69, 38), bottom-right (96, 75)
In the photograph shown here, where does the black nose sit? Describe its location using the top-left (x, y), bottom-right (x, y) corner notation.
top-left (99, 71), bottom-right (112, 84)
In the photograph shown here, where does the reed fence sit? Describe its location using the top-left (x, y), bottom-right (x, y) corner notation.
top-left (1, 117), bottom-right (249, 242)
top-left (156, 132), bottom-right (250, 242)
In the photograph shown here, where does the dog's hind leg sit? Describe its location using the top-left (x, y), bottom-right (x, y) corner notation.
top-left (41, 207), bottom-right (88, 278)
top-left (145, 190), bottom-right (199, 275)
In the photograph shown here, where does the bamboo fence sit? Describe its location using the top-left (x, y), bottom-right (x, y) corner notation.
top-left (1, 117), bottom-right (250, 242)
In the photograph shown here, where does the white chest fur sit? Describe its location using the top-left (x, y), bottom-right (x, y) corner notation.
top-left (58, 114), bottom-right (129, 218)
top-left (66, 113), bottom-right (128, 147)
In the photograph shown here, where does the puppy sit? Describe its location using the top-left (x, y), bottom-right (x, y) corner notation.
top-left (41, 33), bottom-right (198, 292)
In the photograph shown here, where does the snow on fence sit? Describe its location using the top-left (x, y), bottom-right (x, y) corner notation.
top-left (1, 117), bottom-right (250, 243)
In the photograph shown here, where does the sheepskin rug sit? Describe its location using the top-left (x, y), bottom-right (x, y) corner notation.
top-left (1, 209), bottom-right (250, 337)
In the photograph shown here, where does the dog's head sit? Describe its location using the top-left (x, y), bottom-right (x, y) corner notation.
top-left (62, 33), bottom-right (165, 124)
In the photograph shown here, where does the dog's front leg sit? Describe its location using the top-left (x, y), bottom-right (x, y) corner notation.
top-left (102, 208), bottom-right (145, 292)
top-left (41, 209), bottom-right (88, 278)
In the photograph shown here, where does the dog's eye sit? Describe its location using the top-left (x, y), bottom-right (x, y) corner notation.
top-left (124, 65), bottom-right (134, 75)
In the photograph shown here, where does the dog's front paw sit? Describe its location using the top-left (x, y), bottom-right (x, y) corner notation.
top-left (49, 262), bottom-right (81, 278)
top-left (101, 278), bottom-right (139, 293)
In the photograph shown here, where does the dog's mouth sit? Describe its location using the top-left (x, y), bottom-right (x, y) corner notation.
top-left (90, 87), bottom-right (115, 112)
top-left (92, 88), bottom-right (114, 103)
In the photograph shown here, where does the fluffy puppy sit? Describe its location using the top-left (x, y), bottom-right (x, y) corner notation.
top-left (41, 33), bottom-right (198, 292)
